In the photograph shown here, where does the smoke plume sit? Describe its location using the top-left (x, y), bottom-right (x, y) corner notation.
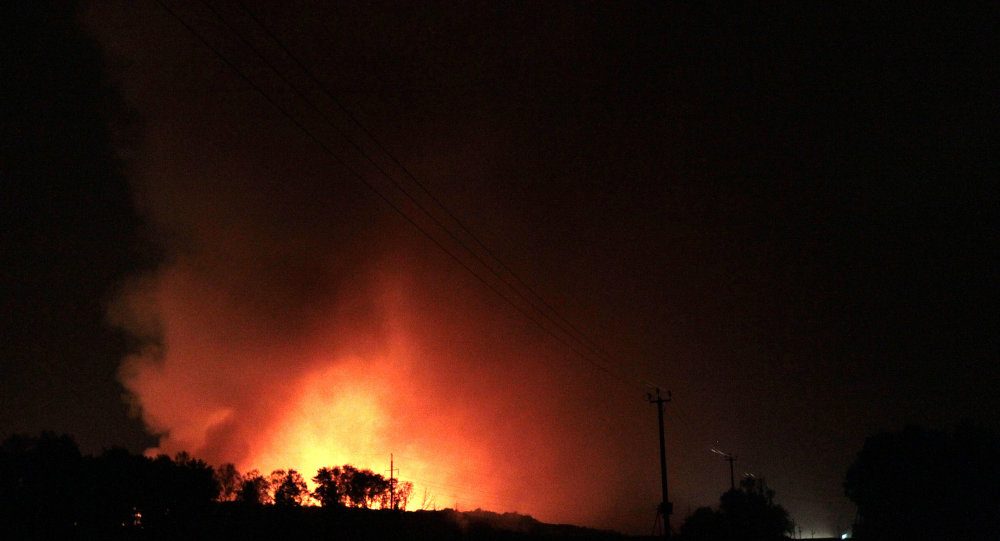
top-left (90, 3), bottom-right (660, 531)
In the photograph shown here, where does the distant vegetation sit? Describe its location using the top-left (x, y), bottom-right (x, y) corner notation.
top-left (0, 432), bottom-right (617, 539)
top-left (673, 423), bottom-right (1000, 541)
top-left (215, 463), bottom-right (413, 510)
top-left (844, 424), bottom-right (1000, 541)
top-left (677, 476), bottom-right (793, 541)
top-left (1, 432), bottom-right (215, 536)
top-left (16, 425), bottom-right (997, 540)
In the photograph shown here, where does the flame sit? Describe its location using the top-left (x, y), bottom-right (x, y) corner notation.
top-left (119, 263), bottom-right (510, 511)
top-left (112, 215), bottom-right (656, 529)
top-left (245, 353), bottom-right (498, 509)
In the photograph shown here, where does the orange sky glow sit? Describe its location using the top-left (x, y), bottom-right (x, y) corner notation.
top-left (113, 249), bottom-right (637, 526)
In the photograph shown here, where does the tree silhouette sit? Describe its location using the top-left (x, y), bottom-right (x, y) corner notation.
top-left (679, 507), bottom-right (723, 541)
top-left (215, 462), bottom-right (243, 502)
top-left (356, 469), bottom-right (391, 509)
top-left (845, 424), bottom-right (1000, 541)
top-left (679, 475), bottom-right (792, 541)
top-left (309, 464), bottom-right (413, 510)
top-left (313, 466), bottom-right (345, 508)
top-left (0, 433), bottom-right (224, 535)
top-left (0, 432), bottom-right (82, 535)
top-left (236, 469), bottom-right (271, 505)
top-left (1, 432), bottom-right (447, 536)
top-left (324, 464), bottom-right (394, 508)
top-left (78, 447), bottom-right (217, 533)
top-left (271, 469), bottom-right (308, 507)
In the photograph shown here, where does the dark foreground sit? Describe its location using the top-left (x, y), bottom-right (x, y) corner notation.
top-left (4, 505), bottom-right (628, 541)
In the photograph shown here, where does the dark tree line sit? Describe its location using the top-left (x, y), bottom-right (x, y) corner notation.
top-left (216, 464), bottom-right (413, 510)
top-left (678, 476), bottom-right (793, 541)
top-left (678, 424), bottom-right (1000, 541)
top-left (312, 464), bottom-right (413, 509)
top-left (0, 433), bottom-right (216, 537)
top-left (844, 424), bottom-right (1000, 541)
top-left (0, 432), bottom-right (413, 537)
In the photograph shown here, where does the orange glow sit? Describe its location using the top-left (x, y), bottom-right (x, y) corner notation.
top-left (117, 263), bottom-right (512, 512)
top-left (113, 227), bottom-right (654, 530)
top-left (245, 352), bottom-right (499, 510)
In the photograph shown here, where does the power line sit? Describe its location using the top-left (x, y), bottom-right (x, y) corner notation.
top-left (232, 0), bottom-right (642, 389)
top-left (710, 447), bottom-right (737, 491)
top-left (669, 399), bottom-right (714, 447)
top-left (153, 0), bottom-right (632, 388)
top-left (407, 477), bottom-right (510, 510)
top-left (154, 6), bottom-right (728, 485)
top-left (156, 0), bottom-right (631, 386)
top-left (219, 0), bottom-right (642, 391)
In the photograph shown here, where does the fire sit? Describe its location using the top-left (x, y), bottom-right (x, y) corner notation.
top-left (113, 233), bottom-right (661, 529)
top-left (117, 262), bottom-right (508, 511)
top-left (242, 347), bottom-right (503, 510)
top-left (249, 358), bottom-right (392, 480)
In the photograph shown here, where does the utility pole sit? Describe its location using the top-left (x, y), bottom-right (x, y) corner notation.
top-left (710, 448), bottom-right (737, 491)
top-left (726, 454), bottom-right (736, 491)
top-left (647, 388), bottom-right (672, 539)
top-left (386, 454), bottom-right (399, 510)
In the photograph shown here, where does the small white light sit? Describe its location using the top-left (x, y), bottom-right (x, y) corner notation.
top-left (841, 534), bottom-right (849, 540)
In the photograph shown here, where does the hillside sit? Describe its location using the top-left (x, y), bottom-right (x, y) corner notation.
top-left (154, 505), bottom-right (626, 540)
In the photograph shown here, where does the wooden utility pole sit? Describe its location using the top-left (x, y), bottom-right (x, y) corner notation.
top-left (711, 448), bottom-right (738, 491)
top-left (387, 454), bottom-right (399, 510)
top-left (648, 388), bottom-right (672, 539)
top-left (726, 454), bottom-right (737, 491)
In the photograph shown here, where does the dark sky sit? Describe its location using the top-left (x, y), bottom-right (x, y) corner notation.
top-left (3, 1), bottom-right (997, 536)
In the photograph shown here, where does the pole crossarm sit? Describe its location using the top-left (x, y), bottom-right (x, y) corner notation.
top-left (647, 388), bottom-right (672, 539)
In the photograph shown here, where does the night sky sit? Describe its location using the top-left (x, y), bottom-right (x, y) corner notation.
top-left (2, 1), bottom-right (997, 536)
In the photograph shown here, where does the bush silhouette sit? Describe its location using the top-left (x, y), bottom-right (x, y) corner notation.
top-left (313, 466), bottom-right (345, 508)
top-left (0, 432), bottom-right (82, 536)
top-left (845, 424), bottom-right (1000, 540)
top-left (237, 469), bottom-right (272, 505)
top-left (272, 469), bottom-right (308, 507)
top-left (0, 433), bottom-right (219, 535)
top-left (2, 432), bottom-right (567, 538)
top-left (679, 476), bottom-right (792, 541)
